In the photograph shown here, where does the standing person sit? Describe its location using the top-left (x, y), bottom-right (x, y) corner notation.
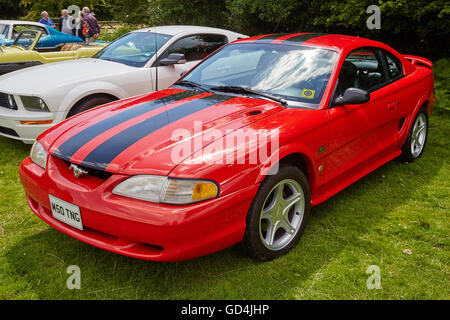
top-left (82, 7), bottom-right (100, 44)
top-left (59, 9), bottom-right (75, 35)
top-left (74, 11), bottom-right (85, 41)
top-left (39, 11), bottom-right (56, 28)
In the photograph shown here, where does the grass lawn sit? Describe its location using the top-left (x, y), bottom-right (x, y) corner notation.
top-left (0, 68), bottom-right (448, 300)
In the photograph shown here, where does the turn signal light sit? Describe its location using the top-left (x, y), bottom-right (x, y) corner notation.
top-left (20, 120), bottom-right (53, 125)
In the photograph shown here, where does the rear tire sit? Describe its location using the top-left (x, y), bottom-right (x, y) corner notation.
top-left (67, 96), bottom-right (116, 118)
top-left (241, 165), bottom-right (310, 261)
top-left (399, 109), bottom-right (428, 162)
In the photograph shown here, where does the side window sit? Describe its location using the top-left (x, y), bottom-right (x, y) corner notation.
top-left (336, 47), bottom-right (388, 96)
top-left (36, 26), bottom-right (48, 36)
top-left (0, 24), bottom-right (10, 40)
top-left (166, 34), bottom-right (228, 62)
top-left (384, 51), bottom-right (403, 79)
top-left (12, 25), bottom-right (48, 40)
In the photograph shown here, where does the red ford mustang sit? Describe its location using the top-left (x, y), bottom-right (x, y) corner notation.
top-left (19, 33), bottom-right (435, 262)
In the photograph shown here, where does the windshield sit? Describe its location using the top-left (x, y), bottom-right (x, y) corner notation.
top-left (93, 32), bottom-right (172, 67)
top-left (182, 43), bottom-right (338, 107)
top-left (12, 30), bottom-right (40, 50)
top-left (0, 24), bottom-right (9, 40)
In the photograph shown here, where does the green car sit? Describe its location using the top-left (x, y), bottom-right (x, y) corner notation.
top-left (0, 30), bottom-right (106, 75)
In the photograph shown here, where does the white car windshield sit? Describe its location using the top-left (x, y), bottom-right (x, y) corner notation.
top-left (181, 43), bottom-right (338, 108)
top-left (93, 32), bottom-right (172, 67)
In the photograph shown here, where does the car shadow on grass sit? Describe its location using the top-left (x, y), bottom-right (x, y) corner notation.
top-left (4, 115), bottom-right (447, 299)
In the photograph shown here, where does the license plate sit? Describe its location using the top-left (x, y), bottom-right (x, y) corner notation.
top-left (49, 195), bottom-right (83, 230)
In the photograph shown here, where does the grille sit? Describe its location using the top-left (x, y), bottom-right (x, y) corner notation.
top-left (0, 92), bottom-right (18, 110)
top-left (0, 126), bottom-right (19, 137)
top-left (63, 160), bottom-right (113, 180)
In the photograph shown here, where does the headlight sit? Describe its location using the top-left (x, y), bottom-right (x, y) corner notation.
top-left (7, 94), bottom-right (17, 109)
top-left (30, 140), bottom-right (48, 169)
top-left (112, 175), bottom-right (219, 205)
top-left (0, 93), bottom-right (17, 110)
top-left (20, 96), bottom-right (50, 112)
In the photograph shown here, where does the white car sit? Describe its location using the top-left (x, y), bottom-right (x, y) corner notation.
top-left (0, 25), bottom-right (246, 143)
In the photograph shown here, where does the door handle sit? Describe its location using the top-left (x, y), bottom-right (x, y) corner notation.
top-left (387, 100), bottom-right (399, 111)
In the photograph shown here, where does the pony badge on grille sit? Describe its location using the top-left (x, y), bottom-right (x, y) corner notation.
top-left (69, 164), bottom-right (88, 178)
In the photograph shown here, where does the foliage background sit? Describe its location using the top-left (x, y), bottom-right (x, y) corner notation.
top-left (1, 0), bottom-right (447, 60)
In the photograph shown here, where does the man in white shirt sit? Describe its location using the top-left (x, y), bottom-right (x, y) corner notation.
top-left (59, 9), bottom-right (74, 35)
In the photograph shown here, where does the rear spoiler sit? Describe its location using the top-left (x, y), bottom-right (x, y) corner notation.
top-left (403, 55), bottom-right (433, 69)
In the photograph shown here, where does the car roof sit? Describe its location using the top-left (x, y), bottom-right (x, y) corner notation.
top-left (234, 32), bottom-right (392, 52)
top-left (0, 20), bottom-right (46, 27)
top-left (134, 25), bottom-right (245, 37)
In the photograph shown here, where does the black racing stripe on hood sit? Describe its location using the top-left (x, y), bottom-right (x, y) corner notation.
top-left (80, 94), bottom-right (234, 171)
top-left (53, 91), bottom-right (199, 162)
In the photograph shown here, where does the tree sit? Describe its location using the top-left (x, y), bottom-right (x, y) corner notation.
top-left (0, 0), bottom-right (23, 19)
top-left (109, 0), bottom-right (161, 25)
top-left (158, 0), bottom-right (228, 27)
top-left (19, 0), bottom-right (111, 20)
top-left (225, 0), bottom-right (449, 58)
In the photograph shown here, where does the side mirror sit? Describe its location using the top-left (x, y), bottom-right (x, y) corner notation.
top-left (159, 53), bottom-right (186, 66)
top-left (333, 88), bottom-right (370, 106)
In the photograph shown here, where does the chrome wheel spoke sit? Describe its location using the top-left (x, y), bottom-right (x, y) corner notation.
top-left (265, 220), bottom-right (279, 246)
top-left (415, 138), bottom-right (423, 148)
top-left (416, 124), bottom-right (426, 136)
top-left (281, 194), bottom-right (302, 216)
top-left (261, 207), bottom-right (275, 222)
top-left (280, 215), bottom-right (296, 234)
top-left (275, 184), bottom-right (285, 202)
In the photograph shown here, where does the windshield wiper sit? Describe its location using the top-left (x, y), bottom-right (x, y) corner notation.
top-left (175, 80), bottom-right (211, 93)
top-left (101, 58), bottom-right (118, 63)
top-left (210, 85), bottom-right (288, 106)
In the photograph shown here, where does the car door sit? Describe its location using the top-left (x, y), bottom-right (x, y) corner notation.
top-left (151, 34), bottom-right (229, 91)
top-left (324, 47), bottom-right (401, 184)
top-left (381, 50), bottom-right (409, 144)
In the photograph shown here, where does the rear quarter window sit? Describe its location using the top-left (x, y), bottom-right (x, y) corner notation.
top-left (384, 51), bottom-right (404, 79)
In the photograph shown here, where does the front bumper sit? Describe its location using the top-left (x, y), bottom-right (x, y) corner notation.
top-left (0, 106), bottom-right (54, 143)
top-left (19, 155), bottom-right (259, 262)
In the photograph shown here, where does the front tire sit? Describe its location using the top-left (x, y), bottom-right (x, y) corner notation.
top-left (399, 109), bottom-right (428, 162)
top-left (67, 95), bottom-right (116, 119)
top-left (242, 165), bottom-right (310, 261)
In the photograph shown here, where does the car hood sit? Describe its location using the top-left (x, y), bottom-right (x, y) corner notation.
top-left (0, 58), bottom-right (131, 95)
top-left (44, 88), bottom-right (285, 176)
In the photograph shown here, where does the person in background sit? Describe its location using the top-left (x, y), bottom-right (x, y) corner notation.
top-left (39, 11), bottom-right (56, 28)
top-left (82, 7), bottom-right (100, 44)
top-left (74, 11), bottom-right (85, 41)
top-left (59, 9), bottom-right (75, 35)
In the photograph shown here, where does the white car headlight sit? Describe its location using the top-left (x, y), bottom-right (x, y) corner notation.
top-left (30, 140), bottom-right (48, 169)
top-left (20, 96), bottom-right (50, 112)
top-left (112, 175), bottom-right (219, 205)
